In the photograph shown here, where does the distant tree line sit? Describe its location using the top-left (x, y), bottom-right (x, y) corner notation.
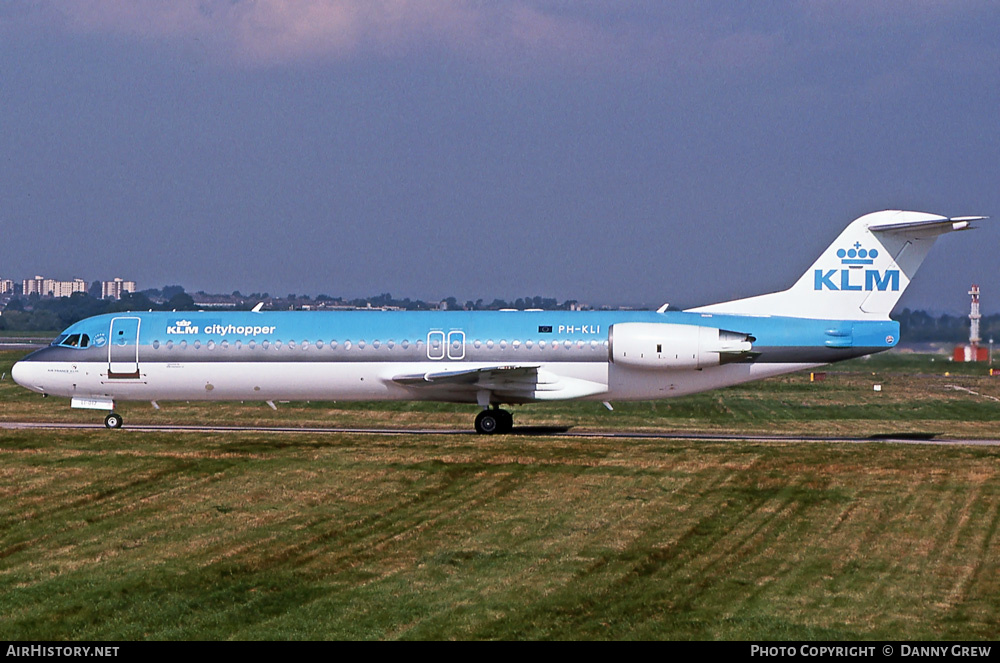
top-left (894, 308), bottom-right (1000, 344)
top-left (0, 289), bottom-right (197, 332)
top-left (335, 293), bottom-right (579, 311)
top-left (0, 289), bottom-right (583, 331)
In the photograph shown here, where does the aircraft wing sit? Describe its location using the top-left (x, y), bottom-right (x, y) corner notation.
top-left (391, 365), bottom-right (607, 402)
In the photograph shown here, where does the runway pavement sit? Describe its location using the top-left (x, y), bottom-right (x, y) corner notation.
top-left (2, 420), bottom-right (999, 445)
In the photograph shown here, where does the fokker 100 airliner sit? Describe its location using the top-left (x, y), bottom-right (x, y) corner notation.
top-left (12, 210), bottom-right (988, 433)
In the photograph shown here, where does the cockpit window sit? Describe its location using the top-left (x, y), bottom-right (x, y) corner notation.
top-left (58, 334), bottom-right (90, 349)
top-left (52, 334), bottom-right (68, 346)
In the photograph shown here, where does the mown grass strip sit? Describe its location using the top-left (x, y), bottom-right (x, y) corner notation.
top-left (0, 430), bottom-right (998, 640)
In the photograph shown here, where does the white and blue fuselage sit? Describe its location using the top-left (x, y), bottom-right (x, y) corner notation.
top-left (12, 308), bottom-right (897, 403)
top-left (11, 211), bottom-right (987, 432)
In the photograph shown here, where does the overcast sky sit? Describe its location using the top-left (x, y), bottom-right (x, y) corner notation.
top-left (2, 1), bottom-right (997, 312)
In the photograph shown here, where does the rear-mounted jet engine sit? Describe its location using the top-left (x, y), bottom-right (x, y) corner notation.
top-left (609, 322), bottom-right (756, 369)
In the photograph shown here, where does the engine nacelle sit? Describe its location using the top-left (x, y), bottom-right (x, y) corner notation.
top-left (609, 322), bottom-right (754, 370)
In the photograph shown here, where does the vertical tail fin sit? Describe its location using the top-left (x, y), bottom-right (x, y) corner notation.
top-left (689, 210), bottom-right (986, 320)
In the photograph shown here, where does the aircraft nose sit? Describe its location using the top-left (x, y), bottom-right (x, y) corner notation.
top-left (11, 359), bottom-right (44, 393)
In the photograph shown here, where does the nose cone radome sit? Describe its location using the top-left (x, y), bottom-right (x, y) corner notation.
top-left (11, 358), bottom-right (44, 393)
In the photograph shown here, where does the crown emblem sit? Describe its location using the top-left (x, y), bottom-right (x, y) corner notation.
top-left (837, 242), bottom-right (878, 265)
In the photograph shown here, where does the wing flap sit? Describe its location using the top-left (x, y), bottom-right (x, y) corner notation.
top-left (390, 365), bottom-right (606, 401)
top-left (392, 365), bottom-right (541, 387)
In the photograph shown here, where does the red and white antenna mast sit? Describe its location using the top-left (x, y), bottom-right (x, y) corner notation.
top-left (969, 285), bottom-right (982, 347)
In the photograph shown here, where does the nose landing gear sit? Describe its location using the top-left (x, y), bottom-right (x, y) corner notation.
top-left (104, 413), bottom-right (123, 429)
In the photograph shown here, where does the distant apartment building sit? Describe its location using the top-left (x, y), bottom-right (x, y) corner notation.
top-left (23, 276), bottom-right (87, 298)
top-left (0, 279), bottom-right (13, 295)
top-left (102, 278), bottom-right (136, 300)
top-left (21, 276), bottom-right (43, 296)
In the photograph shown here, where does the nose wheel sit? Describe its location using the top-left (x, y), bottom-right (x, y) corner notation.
top-left (104, 412), bottom-right (123, 429)
top-left (474, 408), bottom-right (513, 435)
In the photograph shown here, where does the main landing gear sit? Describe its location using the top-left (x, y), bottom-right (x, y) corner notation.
top-left (474, 407), bottom-right (513, 435)
top-left (104, 412), bottom-right (123, 429)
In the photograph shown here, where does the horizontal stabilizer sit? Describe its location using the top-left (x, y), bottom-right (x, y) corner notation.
top-left (868, 215), bottom-right (987, 233)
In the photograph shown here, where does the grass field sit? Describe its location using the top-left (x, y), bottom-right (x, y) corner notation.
top-left (1, 349), bottom-right (999, 639)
